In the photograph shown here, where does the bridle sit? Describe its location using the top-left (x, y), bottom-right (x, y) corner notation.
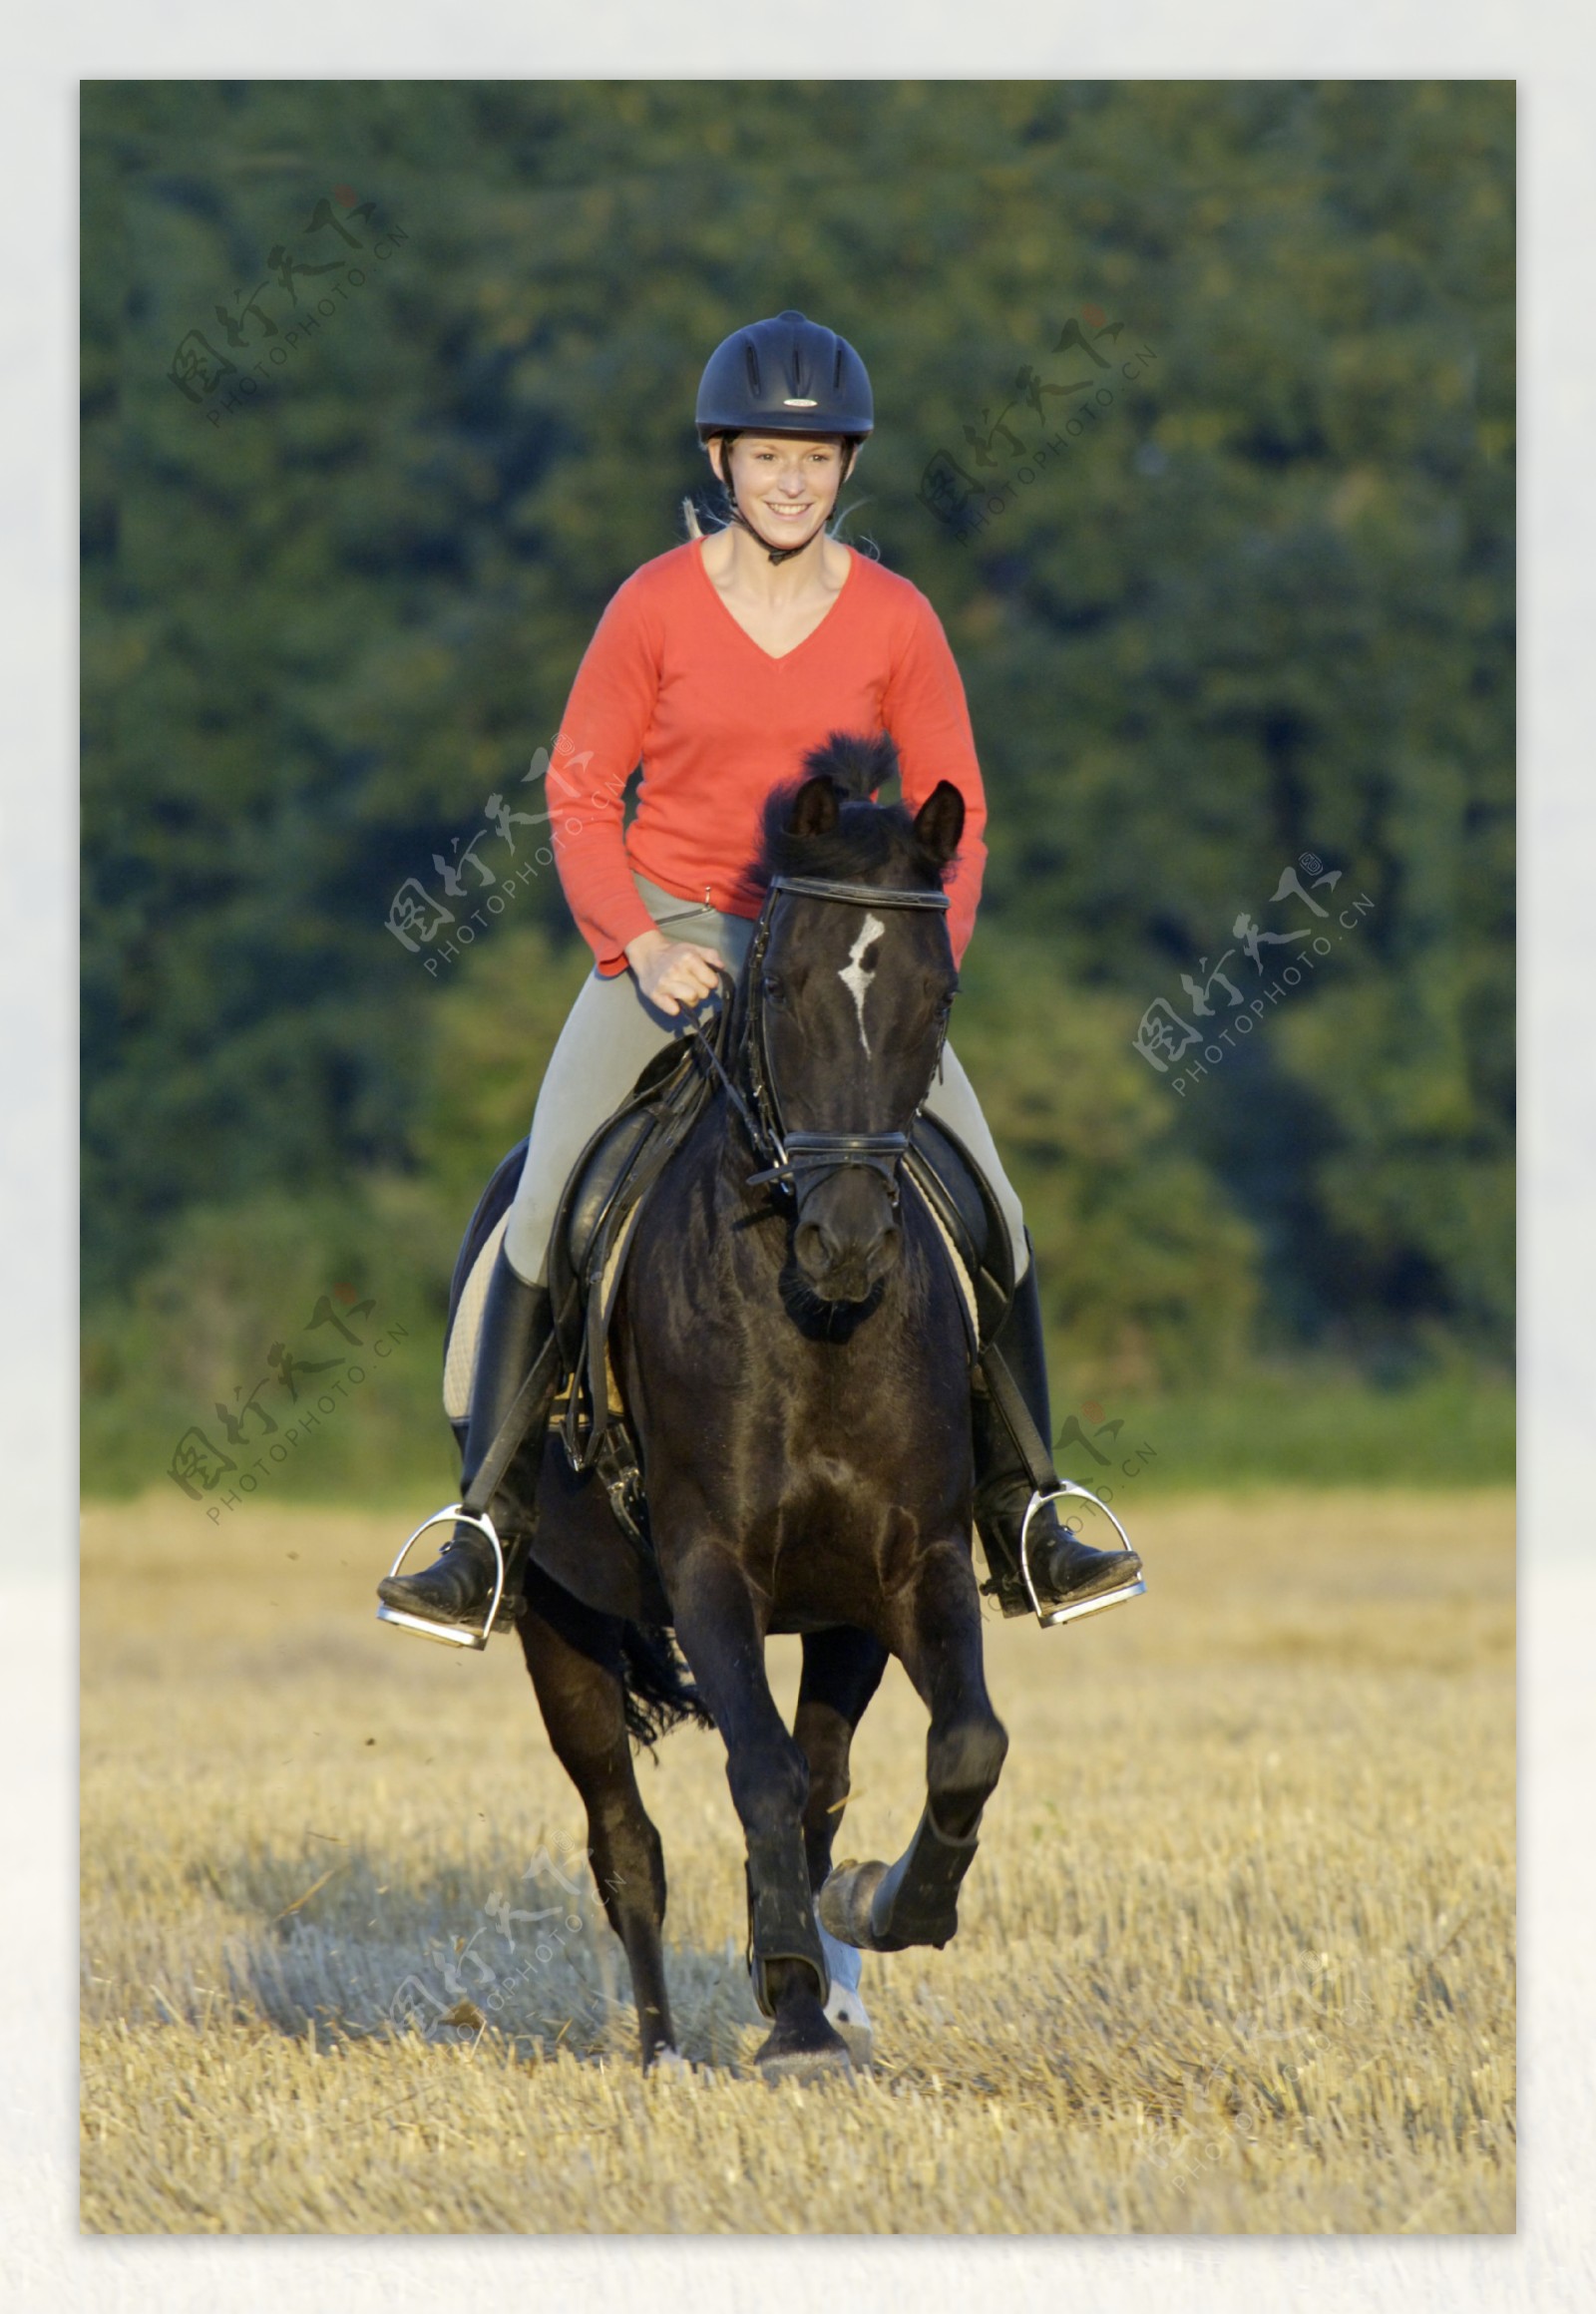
top-left (688, 872), bottom-right (954, 1208)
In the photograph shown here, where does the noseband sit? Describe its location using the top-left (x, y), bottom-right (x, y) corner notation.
top-left (689, 872), bottom-right (953, 1207)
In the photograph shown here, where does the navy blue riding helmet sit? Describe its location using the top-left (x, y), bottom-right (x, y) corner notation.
top-left (694, 310), bottom-right (874, 564)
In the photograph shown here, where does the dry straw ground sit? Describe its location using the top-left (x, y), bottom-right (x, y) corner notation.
top-left (81, 1486), bottom-right (1513, 2234)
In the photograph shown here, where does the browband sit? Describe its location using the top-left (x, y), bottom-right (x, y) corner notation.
top-left (768, 875), bottom-right (950, 912)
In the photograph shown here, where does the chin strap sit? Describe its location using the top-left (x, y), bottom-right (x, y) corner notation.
top-left (723, 493), bottom-right (829, 566)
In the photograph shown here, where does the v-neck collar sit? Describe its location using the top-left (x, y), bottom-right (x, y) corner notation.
top-left (692, 537), bottom-right (855, 664)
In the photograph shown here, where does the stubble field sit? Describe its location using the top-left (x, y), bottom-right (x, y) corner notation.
top-left (80, 1486), bottom-right (1513, 2234)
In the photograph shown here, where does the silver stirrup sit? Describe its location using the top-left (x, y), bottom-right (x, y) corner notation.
top-left (374, 1505), bottom-right (508, 1651)
top-left (1018, 1479), bottom-right (1147, 1629)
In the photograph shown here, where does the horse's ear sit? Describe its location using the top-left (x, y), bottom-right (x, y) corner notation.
top-left (788, 775), bottom-right (842, 840)
top-left (913, 780), bottom-right (966, 865)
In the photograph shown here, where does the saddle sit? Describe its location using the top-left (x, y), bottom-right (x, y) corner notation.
top-left (442, 1010), bottom-right (1017, 1572)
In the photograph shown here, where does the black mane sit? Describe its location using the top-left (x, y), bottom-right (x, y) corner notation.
top-left (752, 730), bottom-right (950, 893)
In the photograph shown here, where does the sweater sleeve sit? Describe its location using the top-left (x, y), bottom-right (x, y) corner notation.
top-left (882, 589), bottom-right (989, 964)
top-left (547, 573), bottom-right (663, 973)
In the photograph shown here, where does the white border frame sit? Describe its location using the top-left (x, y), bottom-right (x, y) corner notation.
top-left (12, 16), bottom-right (1588, 2308)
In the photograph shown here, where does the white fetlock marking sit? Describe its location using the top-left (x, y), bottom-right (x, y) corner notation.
top-left (750, 1917), bottom-right (870, 2023)
top-left (823, 1982), bottom-right (872, 2033)
top-left (817, 1909), bottom-right (872, 2055)
top-left (818, 1918), bottom-right (863, 1996)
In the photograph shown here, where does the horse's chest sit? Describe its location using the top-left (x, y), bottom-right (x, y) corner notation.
top-left (759, 1349), bottom-right (967, 1520)
top-left (624, 1223), bottom-right (970, 1534)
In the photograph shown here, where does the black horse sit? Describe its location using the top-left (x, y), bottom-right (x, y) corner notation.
top-left (496, 743), bottom-right (1008, 2080)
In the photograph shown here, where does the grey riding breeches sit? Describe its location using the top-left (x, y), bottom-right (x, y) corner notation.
top-left (502, 872), bottom-right (1030, 1288)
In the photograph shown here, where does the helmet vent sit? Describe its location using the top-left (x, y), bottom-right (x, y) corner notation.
top-left (834, 346), bottom-right (846, 389)
top-left (744, 343), bottom-right (762, 398)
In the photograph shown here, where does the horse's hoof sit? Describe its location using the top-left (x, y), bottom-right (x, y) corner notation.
top-left (818, 1857), bottom-right (893, 1951)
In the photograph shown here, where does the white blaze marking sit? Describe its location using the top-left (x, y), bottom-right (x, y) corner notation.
top-left (838, 914), bottom-right (885, 1056)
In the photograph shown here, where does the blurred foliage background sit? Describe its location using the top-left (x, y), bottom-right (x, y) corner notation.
top-left (81, 80), bottom-right (1513, 1501)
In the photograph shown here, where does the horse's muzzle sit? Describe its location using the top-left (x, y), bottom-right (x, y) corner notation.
top-left (792, 1169), bottom-right (902, 1303)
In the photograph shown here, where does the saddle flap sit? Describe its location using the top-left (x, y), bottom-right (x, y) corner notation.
top-left (905, 1111), bottom-right (1016, 1348)
top-left (547, 1032), bottom-right (706, 1367)
top-left (553, 1024), bottom-right (721, 1470)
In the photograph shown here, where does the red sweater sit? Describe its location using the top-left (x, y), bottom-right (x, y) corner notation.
top-left (546, 540), bottom-right (989, 976)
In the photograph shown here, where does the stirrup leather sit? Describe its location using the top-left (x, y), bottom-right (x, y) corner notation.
top-left (375, 1505), bottom-right (511, 1651)
top-left (1018, 1478), bottom-right (1147, 1629)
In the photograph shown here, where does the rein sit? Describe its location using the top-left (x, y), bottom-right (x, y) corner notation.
top-left (686, 871), bottom-right (953, 1207)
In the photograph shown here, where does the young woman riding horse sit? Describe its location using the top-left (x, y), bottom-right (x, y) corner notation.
top-left (378, 308), bottom-right (1142, 1635)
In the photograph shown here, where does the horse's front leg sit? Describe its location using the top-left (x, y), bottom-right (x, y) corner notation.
top-left (667, 1540), bottom-right (854, 2082)
top-left (794, 1625), bottom-right (889, 2064)
top-left (795, 1625), bottom-right (889, 1894)
top-left (820, 1536), bottom-right (1008, 1953)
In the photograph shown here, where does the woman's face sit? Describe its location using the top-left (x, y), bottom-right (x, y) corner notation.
top-left (713, 433), bottom-right (853, 545)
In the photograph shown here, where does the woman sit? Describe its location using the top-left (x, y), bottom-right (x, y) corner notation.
top-left (379, 310), bottom-right (1141, 1632)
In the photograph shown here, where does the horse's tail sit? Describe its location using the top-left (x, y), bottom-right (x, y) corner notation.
top-left (617, 1621), bottom-right (714, 1748)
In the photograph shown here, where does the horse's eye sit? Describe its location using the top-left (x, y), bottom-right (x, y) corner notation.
top-left (762, 973), bottom-right (785, 1005)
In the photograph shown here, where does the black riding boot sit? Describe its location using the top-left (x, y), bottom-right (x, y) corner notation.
top-left (377, 1247), bottom-right (556, 1628)
top-left (973, 1236), bottom-right (1145, 1621)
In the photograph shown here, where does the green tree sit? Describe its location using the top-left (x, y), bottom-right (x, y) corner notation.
top-left (81, 79), bottom-right (1514, 1423)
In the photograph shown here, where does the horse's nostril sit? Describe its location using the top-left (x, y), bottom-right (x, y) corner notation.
top-left (795, 1219), bottom-right (833, 1264)
top-left (795, 1214), bottom-right (899, 1288)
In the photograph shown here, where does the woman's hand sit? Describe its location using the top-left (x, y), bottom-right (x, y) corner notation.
top-left (623, 928), bottom-right (728, 1017)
